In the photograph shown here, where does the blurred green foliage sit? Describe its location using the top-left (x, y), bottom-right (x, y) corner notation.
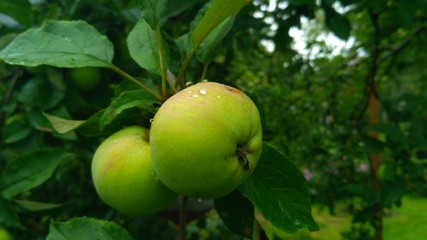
top-left (0, 0), bottom-right (426, 239)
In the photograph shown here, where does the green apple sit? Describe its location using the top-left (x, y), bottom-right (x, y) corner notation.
top-left (69, 67), bottom-right (102, 90)
top-left (91, 126), bottom-right (178, 216)
top-left (25, 65), bottom-right (46, 77)
top-left (0, 227), bottom-right (13, 240)
top-left (150, 82), bottom-right (262, 199)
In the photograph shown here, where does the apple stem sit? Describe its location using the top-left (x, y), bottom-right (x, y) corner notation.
top-left (178, 195), bottom-right (188, 240)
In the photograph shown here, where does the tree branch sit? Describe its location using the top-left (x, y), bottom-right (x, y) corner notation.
top-left (354, 10), bottom-right (381, 121)
top-left (378, 23), bottom-right (427, 63)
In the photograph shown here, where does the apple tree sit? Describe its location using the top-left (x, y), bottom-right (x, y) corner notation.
top-left (0, 0), bottom-right (319, 239)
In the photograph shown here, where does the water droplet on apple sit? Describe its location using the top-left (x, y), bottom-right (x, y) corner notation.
top-left (187, 90), bottom-right (193, 94)
top-left (150, 119), bottom-right (154, 123)
top-left (199, 88), bottom-right (207, 95)
top-left (113, 140), bottom-right (119, 144)
top-left (216, 95), bottom-right (221, 99)
top-left (186, 82), bottom-right (193, 87)
top-left (193, 94), bottom-right (199, 98)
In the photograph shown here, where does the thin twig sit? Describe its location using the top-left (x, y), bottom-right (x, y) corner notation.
top-left (378, 23), bottom-right (427, 63)
top-left (109, 64), bottom-right (163, 101)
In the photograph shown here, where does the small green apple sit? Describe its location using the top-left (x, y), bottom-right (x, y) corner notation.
top-left (69, 67), bottom-right (102, 90)
top-left (25, 65), bottom-right (46, 77)
top-left (0, 227), bottom-right (13, 240)
top-left (150, 82), bottom-right (263, 199)
top-left (91, 126), bottom-right (178, 216)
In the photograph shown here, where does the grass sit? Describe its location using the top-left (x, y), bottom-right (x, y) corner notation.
top-left (260, 195), bottom-right (427, 240)
top-left (383, 196), bottom-right (427, 240)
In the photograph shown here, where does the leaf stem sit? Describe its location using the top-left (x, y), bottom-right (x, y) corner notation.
top-left (175, 51), bottom-right (195, 88)
top-left (179, 196), bottom-right (188, 240)
top-left (200, 63), bottom-right (209, 82)
top-left (253, 215), bottom-right (260, 240)
top-left (109, 64), bottom-right (163, 101)
top-left (156, 26), bottom-right (175, 96)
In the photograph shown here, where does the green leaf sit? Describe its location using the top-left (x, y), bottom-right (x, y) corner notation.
top-left (196, 16), bottom-right (235, 64)
top-left (14, 199), bottom-right (63, 212)
top-left (190, 0), bottom-right (249, 51)
top-left (362, 136), bottom-right (384, 154)
top-left (46, 217), bottom-right (134, 240)
top-left (1, 149), bottom-right (74, 199)
top-left (0, 0), bottom-right (32, 26)
top-left (338, 0), bottom-right (360, 6)
top-left (16, 77), bottom-right (65, 110)
top-left (140, 0), bottom-right (169, 27)
top-left (43, 113), bottom-right (85, 134)
top-left (0, 33), bottom-right (18, 50)
top-left (71, 111), bottom-right (106, 136)
top-left (215, 190), bottom-right (254, 238)
top-left (44, 110), bottom-right (108, 136)
top-left (0, 197), bottom-right (22, 228)
top-left (127, 19), bottom-right (169, 74)
top-left (381, 179), bottom-right (406, 208)
top-left (366, 123), bottom-right (407, 144)
top-left (0, 20), bottom-right (114, 68)
top-left (161, 0), bottom-right (205, 23)
top-left (29, 107), bottom-right (77, 140)
top-left (341, 184), bottom-right (372, 201)
top-left (239, 142), bottom-right (319, 233)
top-left (2, 119), bottom-right (31, 144)
top-left (288, 0), bottom-right (315, 5)
top-left (100, 90), bottom-right (160, 129)
top-left (324, 8), bottom-right (351, 40)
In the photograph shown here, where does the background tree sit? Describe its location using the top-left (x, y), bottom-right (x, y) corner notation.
top-left (0, 0), bottom-right (426, 240)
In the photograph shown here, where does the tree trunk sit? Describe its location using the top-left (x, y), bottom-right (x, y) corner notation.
top-left (368, 88), bottom-right (382, 240)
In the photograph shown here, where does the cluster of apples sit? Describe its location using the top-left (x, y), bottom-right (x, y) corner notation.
top-left (91, 82), bottom-right (263, 215)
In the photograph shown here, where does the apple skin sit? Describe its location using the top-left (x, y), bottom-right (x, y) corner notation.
top-left (69, 67), bottom-right (102, 90)
top-left (91, 126), bottom-right (178, 216)
top-left (150, 82), bottom-right (262, 199)
top-left (0, 227), bottom-right (13, 240)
